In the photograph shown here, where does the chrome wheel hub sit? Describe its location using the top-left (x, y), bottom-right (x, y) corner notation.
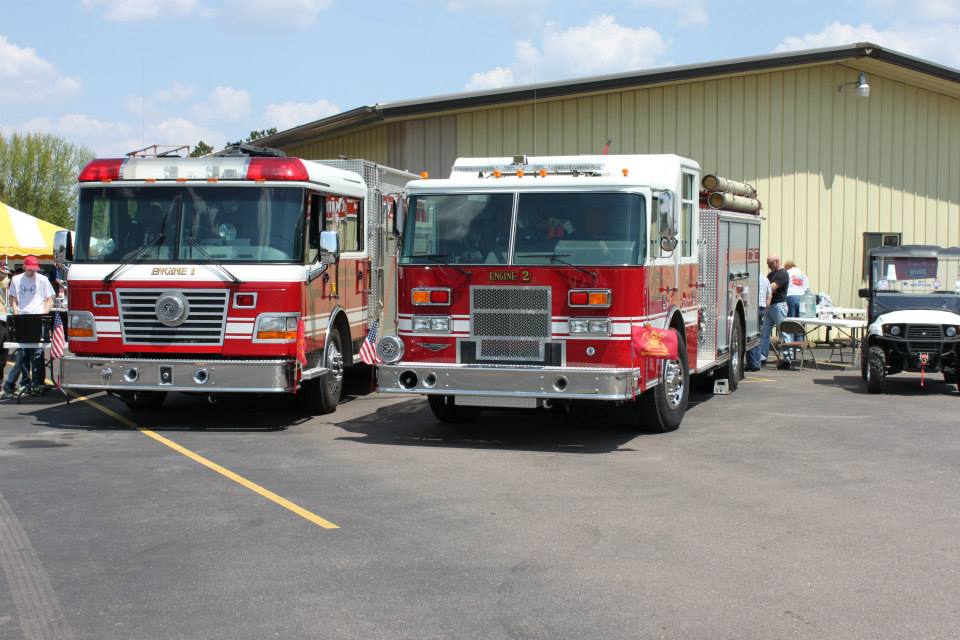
top-left (664, 359), bottom-right (685, 409)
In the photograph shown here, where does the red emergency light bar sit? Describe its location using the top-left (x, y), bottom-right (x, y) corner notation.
top-left (246, 157), bottom-right (309, 182)
top-left (78, 157), bottom-right (311, 183)
top-left (78, 158), bottom-right (124, 182)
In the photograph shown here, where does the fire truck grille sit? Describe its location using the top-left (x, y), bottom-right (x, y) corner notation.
top-left (118, 289), bottom-right (228, 345)
top-left (906, 325), bottom-right (942, 341)
top-left (471, 286), bottom-right (551, 361)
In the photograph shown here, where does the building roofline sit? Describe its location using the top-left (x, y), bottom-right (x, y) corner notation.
top-left (260, 43), bottom-right (960, 148)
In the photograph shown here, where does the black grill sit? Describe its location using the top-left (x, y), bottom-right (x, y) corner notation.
top-left (118, 289), bottom-right (228, 345)
top-left (906, 324), bottom-right (942, 341)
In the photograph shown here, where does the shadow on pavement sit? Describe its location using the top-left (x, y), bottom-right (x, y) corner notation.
top-left (334, 387), bottom-right (717, 454)
top-left (26, 367), bottom-right (378, 433)
top-left (812, 373), bottom-right (959, 396)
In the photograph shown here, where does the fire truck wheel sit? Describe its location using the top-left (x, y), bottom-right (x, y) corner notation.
top-left (865, 346), bottom-right (886, 394)
top-left (640, 330), bottom-right (689, 433)
top-left (298, 329), bottom-right (345, 415)
top-left (427, 395), bottom-right (481, 423)
top-left (119, 391), bottom-right (167, 411)
top-left (721, 317), bottom-right (745, 392)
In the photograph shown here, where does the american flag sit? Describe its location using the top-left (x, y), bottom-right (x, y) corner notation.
top-left (50, 312), bottom-right (66, 360)
top-left (359, 320), bottom-right (382, 365)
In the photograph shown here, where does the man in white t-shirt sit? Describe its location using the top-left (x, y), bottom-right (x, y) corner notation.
top-left (2, 256), bottom-right (55, 398)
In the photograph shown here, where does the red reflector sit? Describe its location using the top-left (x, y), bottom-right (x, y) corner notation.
top-left (246, 157), bottom-right (309, 182)
top-left (78, 158), bottom-right (124, 182)
top-left (570, 291), bottom-right (589, 305)
top-left (235, 293), bottom-right (255, 307)
top-left (430, 290), bottom-right (450, 304)
top-left (93, 292), bottom-right (113, 307)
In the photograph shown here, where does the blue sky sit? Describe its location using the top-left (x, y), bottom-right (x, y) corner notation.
top-left (2, 0), bottom-right (959, 156)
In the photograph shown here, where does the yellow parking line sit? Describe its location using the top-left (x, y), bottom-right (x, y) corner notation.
top-left (70, 392), bottom-right (339, 530)
top-left (742, 377), bottom-right (777, 383)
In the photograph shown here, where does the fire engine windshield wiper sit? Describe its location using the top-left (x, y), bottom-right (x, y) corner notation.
top-left (185, 236), bottom-right (243, 285)
top-left (514, 252), bottom-right (597, 280)
top-left (411, 253), bottom-right (470, 276)
top-left (102, 234), bottom-right (167, 284)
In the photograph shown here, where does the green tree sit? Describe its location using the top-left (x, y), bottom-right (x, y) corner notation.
top-left (190, 140), bottom-right (213, 157)
top-left (245, 128), bottom-right (277, 143)
top-left (0, 131), bottom-right (94, 228)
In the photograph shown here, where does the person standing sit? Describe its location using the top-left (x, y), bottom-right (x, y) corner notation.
top-left (0, 268), bottom-right (10, 382)
top-left (784, 260), bottom-right (810, 318)
top-left (749, 254), bottom-right (790, 372)
top-left (1, 256), bottom-right (55, 399)
top-left (746, 272), bottom-right (771, 371)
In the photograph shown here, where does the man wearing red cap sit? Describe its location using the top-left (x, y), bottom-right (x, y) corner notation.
top-left (1, 255), bottom-right (55, 398)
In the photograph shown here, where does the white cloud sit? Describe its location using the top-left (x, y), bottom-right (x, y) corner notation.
top-left (264, 98), bottom-right (340, 130)
top-left (9, 113), bottom-right (225, 157)
top-left (189, 86), bottom-right (252, 124)
top-left (0, 35), bottom-right (82, 103)
top-left (218, 0), bottom-right (333, 29)
top-left (124, 81), bottom-right (197, 119)
top-left (633, 0), bottom-right (707, 26)
top-left (865, 0), bottom-right (960, 21)
top-left (81, 0), bottom-right (198, 21)
top-left (464, 16), bottom-right (669, 90)
top-left (775, 21), bottom-right (960, 67)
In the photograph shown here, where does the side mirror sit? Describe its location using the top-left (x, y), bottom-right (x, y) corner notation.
top-left (319, 230), bottom-right (339, 265)
top-left (656, 191), bottom-right (677, 253)
top-left (53, 230), bottom-right (73, 264)
top-left (393, 197), bottom-right (406, 237)
top-left (858, 287), bottom-right (870, 299)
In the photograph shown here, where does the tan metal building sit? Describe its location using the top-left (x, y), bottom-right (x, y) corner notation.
top-left (261, 43), bottom-right (960, 307)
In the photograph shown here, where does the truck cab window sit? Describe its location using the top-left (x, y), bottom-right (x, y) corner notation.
top-left (308, 192), bottom-right (323, 262)
top-left (326, 196), bottom-right (363, 253)
top-left (681, 172), bottom-right (696, 257)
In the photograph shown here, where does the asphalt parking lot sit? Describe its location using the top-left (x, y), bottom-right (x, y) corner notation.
top-left (1, 364), bottom-right (959, 640)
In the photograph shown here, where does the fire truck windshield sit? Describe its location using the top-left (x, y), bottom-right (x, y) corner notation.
top-left (401, 191), bottom-right (646, 266)
top-left (74, 186), bottom-right (306, 263)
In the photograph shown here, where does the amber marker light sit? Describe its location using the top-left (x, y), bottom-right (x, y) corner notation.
top-left (622, 168), bottom-right (629, 176)
top-left (493, 169), bottom-right (501, 178)
top-left (68, 327), bottom-right (94, 338)
top-left (516, 169), bottom-right (525, 177)
top-left (412, 290), bottom-right (431, 304)
top-left (539, 168), bottom-right (547, 177)
top-left (589, 291), bottom-right (610, 306)
top-left (420, 171), bottom-right (429, 179)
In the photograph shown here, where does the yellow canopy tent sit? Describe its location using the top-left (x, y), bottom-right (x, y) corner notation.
top-left (0, 201), bottom-right (67, 261)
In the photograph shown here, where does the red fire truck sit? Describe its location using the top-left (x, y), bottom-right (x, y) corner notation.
top-left (374, 154), bottom-right (762, 431)
top-left (55, 147), bottom-right (414, 413)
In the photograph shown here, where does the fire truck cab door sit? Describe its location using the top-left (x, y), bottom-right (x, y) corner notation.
top-left (649, 191), bottom-right (682, 315)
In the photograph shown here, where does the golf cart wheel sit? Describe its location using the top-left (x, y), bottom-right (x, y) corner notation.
top-left (865, 346), bottom-right (886, 394)
top-left (427, 395), bottom-right (481, 423)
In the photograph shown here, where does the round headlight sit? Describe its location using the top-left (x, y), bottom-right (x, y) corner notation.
top-left (376, 335), bottom-right (405, 364)
top-left (947, 326), bottom-right (958, 338)
top-left (889, 325), bottom-right (902, 336)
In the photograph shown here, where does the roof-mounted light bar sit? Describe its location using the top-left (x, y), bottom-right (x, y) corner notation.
top-left (79, 157), bottom-right (310, 183)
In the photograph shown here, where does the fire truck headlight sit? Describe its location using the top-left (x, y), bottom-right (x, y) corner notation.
top-left (588, 319), bottom-right (611, 335)
top-left (255, 314), bottom-right (298, 341)
top-left (67, 311), bottom-right (96, 340)
top-left (413, 316), bottom-right (450, 333)
top-left (377, 336), bottom-right (404, 363)
top-left (946, 325), bottom-right (958, 338)
top-left (569, 319), bottom-right (590, 334)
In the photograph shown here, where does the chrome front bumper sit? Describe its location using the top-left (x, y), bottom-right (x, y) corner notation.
top-left (377, 363), bottom-right (637, 401)
top-left (60, 356), bottom-right (300, 393)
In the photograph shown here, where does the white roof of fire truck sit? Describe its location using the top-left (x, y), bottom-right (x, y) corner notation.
top-left (78, 155), bottom-right (368, 198)
top-left (407, 154), bottom-right (699, 192)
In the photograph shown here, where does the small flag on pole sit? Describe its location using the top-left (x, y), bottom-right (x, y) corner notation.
top-left (50, 312), bottom-right (66, 360)
top-left (359, 320), bottom-right (382, 365)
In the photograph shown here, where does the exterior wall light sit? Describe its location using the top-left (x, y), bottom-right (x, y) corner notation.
top-left (838, 72), bottom-right (871, 97)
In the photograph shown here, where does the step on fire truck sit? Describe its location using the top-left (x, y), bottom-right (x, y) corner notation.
top-left (55, 146), bottom-right (415, 413)
top-left (374, 154), bottom-right (762, 432)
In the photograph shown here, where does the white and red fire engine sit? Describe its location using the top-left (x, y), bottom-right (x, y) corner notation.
top-left (374, 154), bottom-right (762, 431)
top-left (56, 147), bottom-right (414, 413)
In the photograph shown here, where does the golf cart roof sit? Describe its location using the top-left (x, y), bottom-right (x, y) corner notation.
top-left (869, 245), bottom-right (960, 259)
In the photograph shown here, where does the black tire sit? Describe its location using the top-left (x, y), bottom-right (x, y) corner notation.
top-left (638, 329), bottom-right (689, 433)
top-left (119, 391), bottom-right (167, 411)
top-left (865, 345), bottom-right (886, 394)
top-left (427, 395), bottom-right (481, 424)
top-left (721, 317), bottom-right (745, 392)
top-left (297, 328), bottom-right (344, 415)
